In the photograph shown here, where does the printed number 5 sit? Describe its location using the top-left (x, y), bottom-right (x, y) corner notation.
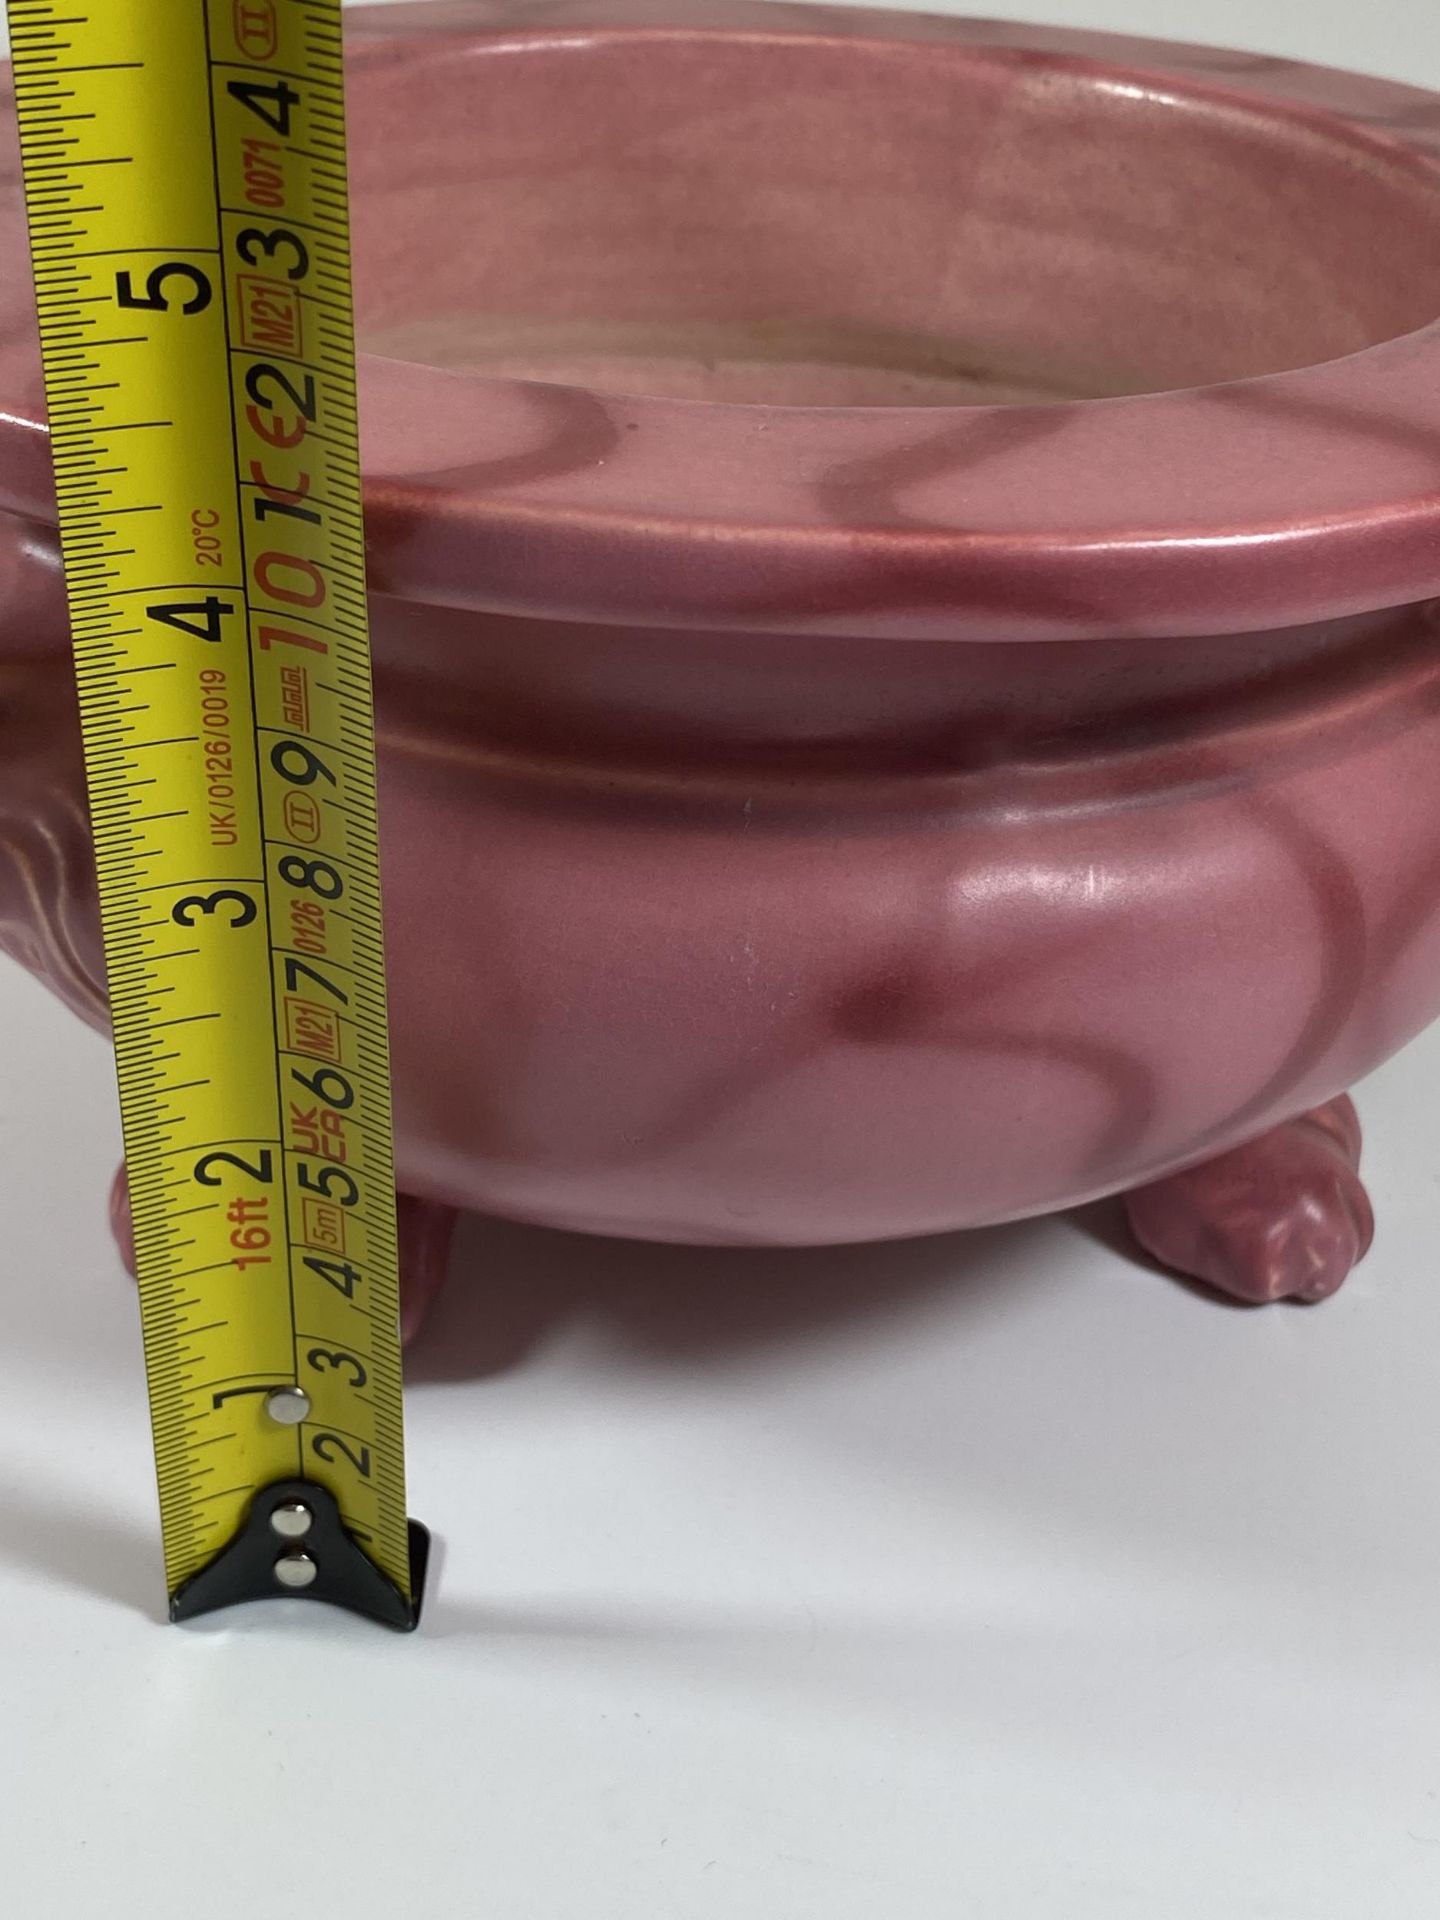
top-left (116, 262), bottom-right (212, 314)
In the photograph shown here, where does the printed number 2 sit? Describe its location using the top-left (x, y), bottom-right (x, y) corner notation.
top-left (312, 1432), bottom-right (371, 1478)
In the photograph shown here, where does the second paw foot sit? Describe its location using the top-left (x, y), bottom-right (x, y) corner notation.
top-left (1123, 1096), bottom-right (1374, 1305)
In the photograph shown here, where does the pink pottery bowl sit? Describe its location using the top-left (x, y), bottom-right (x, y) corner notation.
top-left (3, 0), bottom-right (1440, 1321)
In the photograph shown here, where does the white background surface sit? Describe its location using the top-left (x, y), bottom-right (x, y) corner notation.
top-left (4, 2), bottom-right (1440, 1916)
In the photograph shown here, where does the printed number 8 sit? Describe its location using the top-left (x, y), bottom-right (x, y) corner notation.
top-left (279, 855), bottom-right (342, 900)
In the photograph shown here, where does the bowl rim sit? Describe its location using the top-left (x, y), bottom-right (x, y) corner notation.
top-left (9, 0), bottom-right (1440, 642)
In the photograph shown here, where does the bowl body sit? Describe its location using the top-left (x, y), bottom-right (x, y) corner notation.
top-left (2, 1), bottom-right (1440, 1245)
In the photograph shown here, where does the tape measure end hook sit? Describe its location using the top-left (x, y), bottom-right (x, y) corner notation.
top-left (168, 1480), bottom-right (429, 1633)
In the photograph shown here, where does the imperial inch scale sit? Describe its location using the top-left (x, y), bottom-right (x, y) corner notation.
top-left (8, 0), bottom-right (426, 1627)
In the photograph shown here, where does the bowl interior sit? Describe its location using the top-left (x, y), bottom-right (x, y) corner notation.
top-left (351, 29), bottom-right (1440, 407)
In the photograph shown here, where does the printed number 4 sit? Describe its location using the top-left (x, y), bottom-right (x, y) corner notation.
top-left (227, 77), bottom-right (300, 136)
top-left (147, 597), bottom-right (233, 644)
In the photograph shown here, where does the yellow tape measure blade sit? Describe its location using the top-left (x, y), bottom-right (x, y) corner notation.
top-left (9, 0), bottom-right (420, 1627)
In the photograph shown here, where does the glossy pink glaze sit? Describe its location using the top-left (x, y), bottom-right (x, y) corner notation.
top-left (3, 3), bottom-right (1440, 1302)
